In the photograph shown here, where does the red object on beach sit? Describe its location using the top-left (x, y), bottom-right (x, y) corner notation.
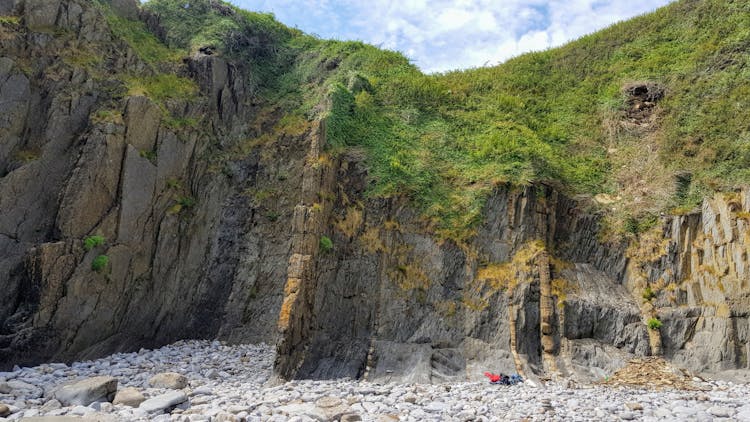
top-left (483, 372), bottom-right (501, 383)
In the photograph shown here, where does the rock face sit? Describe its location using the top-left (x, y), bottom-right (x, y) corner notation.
top-left (0, 0), bottom-right (748, 384)
top-left (273, 172), bottom-right (750, 382)
top-left (52, 376), bottom-right (117, 406)
top-left (0, 0), bottom-right (294, 368)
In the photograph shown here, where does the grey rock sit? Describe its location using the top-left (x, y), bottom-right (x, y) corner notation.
top-left (620, 412), bottom-right (637, 420)
top-left (124, 96), bottom-right (161, 151)
top-left (424, 402), bottom-right (447, 412)
top-left (138, 391), bottom-right (187, 414)
top-left (40, 399), bottom-right (61, 412)
top-left (53, 376), bottom-right (117, 406)
top-left (4, 380), bottom-right (43, 398)
top-left (707, 406), bottom-right (733, 417)
top-left (191, 386), bottom-right (213, 396)
top-left (24, 0), bottom-right (61, 31)
top-left (277, 403), bottom-right (327, 421)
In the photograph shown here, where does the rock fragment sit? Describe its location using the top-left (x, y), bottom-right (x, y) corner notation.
top-left (149, 372), bottom-right (188, 389)
top-left (139, 391), bottom-right (188, 414)
top-left (113, 387), bottom-right (145, 407)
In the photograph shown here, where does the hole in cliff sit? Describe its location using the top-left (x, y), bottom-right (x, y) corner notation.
top-left (198, 46), bottom-right (215, 55)
top-left (622, 82), bottom-right (665, 126)
top-left (624, 82), bottom-right (665, 102)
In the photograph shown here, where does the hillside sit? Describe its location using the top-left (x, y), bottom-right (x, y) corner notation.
top-left (141, 0), bottom-right (750, 240)
top-left (1, 0), bottom-right (750, 392)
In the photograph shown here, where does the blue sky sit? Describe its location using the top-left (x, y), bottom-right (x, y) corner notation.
top-left (224, 0), bottom-right (673, 73)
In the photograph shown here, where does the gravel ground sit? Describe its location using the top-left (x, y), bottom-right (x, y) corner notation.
top-left (1, 340), bottom-right (749, 421)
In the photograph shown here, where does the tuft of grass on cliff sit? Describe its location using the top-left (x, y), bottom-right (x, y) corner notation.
top-left (141, 0), bottom-right (750, 241)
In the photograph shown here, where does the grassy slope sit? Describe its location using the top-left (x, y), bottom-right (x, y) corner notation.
top-left (136, 0), bottom-right (750, 241)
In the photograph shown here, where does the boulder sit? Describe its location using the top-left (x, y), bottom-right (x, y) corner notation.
top-left (24, 0), bottom-right (61, 31)
top-left (138, 391), bottom-right (187, 414)
top-left (277, 403), bottom-right (328, 421)
top-left (40, 399), bottom-right (62, 412)
top-left (0, 403), bottom-right (9, 417)
top-left (112, 387), bottom-right (145, 407)
top-left (148, 372), bottom-right (188, 389)
top-left (2, 380), bottom-right (44, 398)
top-left (53, 376), bottom-right (118, 406)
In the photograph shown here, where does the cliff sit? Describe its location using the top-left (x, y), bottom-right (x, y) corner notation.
top-left (0, 0), bottom-right (749, 382)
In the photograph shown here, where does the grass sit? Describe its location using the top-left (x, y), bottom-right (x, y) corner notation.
top-left (125, 74), bottom-right (198, 104)
top-left (138, 0), bottom-right (750, 242)
top-left (97, 2), bottom-right (184, 65)
top-left (91, 255), bottom-right (109, 273)
top-left (642, 286), bottom-right (657, 302)
top-left (0, 16), bottom-right (20, 26)
top-left (83, 235), bottom-right (106, 251)
top-left (647, 317), bottom-right (663, 330)
top-left (139, 149), bottom-right (157, 162)
top-left (319, 235), bottom-right (333, 253)
top-left (142, 0), bottom-right (301, 92)
top-left (14, 149), bottom-right (40, 163)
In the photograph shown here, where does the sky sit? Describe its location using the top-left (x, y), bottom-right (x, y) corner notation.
top-left (226, 0), bottom-right (674, 73)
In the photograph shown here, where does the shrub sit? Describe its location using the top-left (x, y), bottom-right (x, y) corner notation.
top-left (139, 149), bottom-right (157, 162)
top-left (91, 255), bottom-right (109, 272)
top-left (84, 235), bottom-right (106, 251)
top-left (647, 317), bottom-right (663, 330)
top-left (177, 196), bottom-right (196, 208)
top-left (319, 235), bottom-right (333, 253)
top-left (265, 211), bottom-right (280, 222)
top-left (642, 286), bottom-right (657, 301)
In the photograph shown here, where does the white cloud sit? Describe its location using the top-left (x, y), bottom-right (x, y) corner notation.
top-left (233, 0), bottom-right (675, 72)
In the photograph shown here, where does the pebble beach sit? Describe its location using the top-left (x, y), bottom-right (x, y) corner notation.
top-left (1, 341), bottom-right (749, 421)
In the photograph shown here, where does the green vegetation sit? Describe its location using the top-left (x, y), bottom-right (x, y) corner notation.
top-left (139, 149), bottom-right (157, 162)
top-left (642, 286), bottom-right (657, 302)
top-left (91, 255), bottom-right (109, 272)
top-left (647, 317), bottom-right (663, 330)
top-left (125, 74), bottom-right (198, 104)
top-left (14, 149), bottom-right (40, 163)
top-left (319, 235), bottom-right (334, 253)
top-left (265, 211), bottom-right (281, 222)
top-left (138, 0), bottom-right (750, 242)
top-left (624, 214), bottom-right (659, 236)
top-left (96, 2), bottom-right (183, 64)
top-left (0, 16), bottom-right (20, 26)
top-left (142, 0), bottom-right (300, 90)
top-left (177, 196), bottom-right (196, 208)
top-left (84, 235), bottom-right (106, 251)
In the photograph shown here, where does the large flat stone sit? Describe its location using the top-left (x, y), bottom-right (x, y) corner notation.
top-left (139, 391), bottom-right (187, 414)
top-left (53, 376), bottom-right (117, 406)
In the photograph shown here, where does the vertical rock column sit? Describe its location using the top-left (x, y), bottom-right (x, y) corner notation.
top-left (274, 121), bottom-right (335, 379)
top-left (508, 304), bottom-right (526, 378)
top-left (538, 250), bottom-right (559, 375)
